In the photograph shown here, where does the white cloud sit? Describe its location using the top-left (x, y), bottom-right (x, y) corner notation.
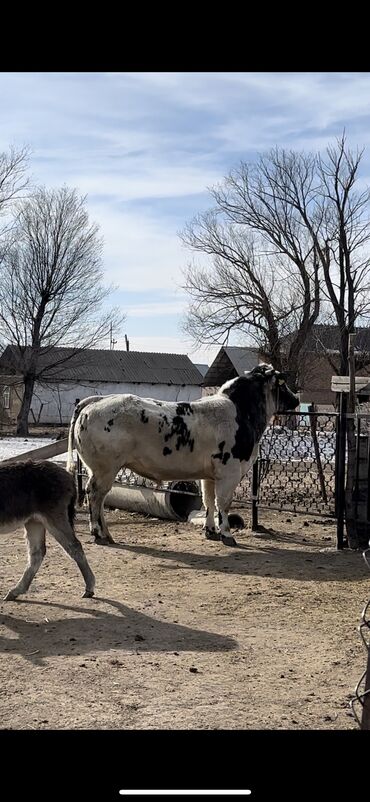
top-left (125, 299), bottom-right (186, 318)
top-left (2, 71), bottom-right (370, 365)
top-left (89, 202), bottom-right (190, 291)
top-left (70, 163), bottom-right (221, 202)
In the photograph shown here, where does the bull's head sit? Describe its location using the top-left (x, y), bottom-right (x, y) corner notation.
top-left (246, 364), bottom-right (299, 414)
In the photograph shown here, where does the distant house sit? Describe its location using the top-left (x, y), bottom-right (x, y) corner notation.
top-left (193, 363), bottom-right (209, 378)
top-left (202, 346), bottom-right (260, 394)
top-left (202, 328), bottom-right (370, 409)
top-left (284, 325), bottom-right (370, 407)
top-left (0, 346), bottom-right (204, 426)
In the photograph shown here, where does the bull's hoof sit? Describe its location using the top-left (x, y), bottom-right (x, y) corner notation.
top-left (204, 529), bottom-right (221, 541)
top-left (82, 589), bottom-right (95, 598)
top-left (221, 534), bottom-right (237, 547)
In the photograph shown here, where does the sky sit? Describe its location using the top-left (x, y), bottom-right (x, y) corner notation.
top-left (1, 71), bottom-right (370, 367)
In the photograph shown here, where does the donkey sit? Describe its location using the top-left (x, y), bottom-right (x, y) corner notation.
top-left (0, 460), bottom-right (95, 600)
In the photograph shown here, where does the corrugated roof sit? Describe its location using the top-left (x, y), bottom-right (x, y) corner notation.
top-left (0, 345), bottom-right (204, 385)
top-left (203, 346), bottom-right (259, 386)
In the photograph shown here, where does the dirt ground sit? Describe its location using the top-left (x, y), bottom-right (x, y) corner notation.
top-left (1, 504), bottom-right (369, 730)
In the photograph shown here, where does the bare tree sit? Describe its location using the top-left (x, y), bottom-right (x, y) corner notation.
top-left (0, 145), bottom-right (30, 254)
top-left (0, 185), bottom-right (124, 435)
top-left (314, 136), bottom-right (370, 547)
top-left (181, 152), bottom-right (321, 391)
top-left (183, 134), bottom-right (370, 547)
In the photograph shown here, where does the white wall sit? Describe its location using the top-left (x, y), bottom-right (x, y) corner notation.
top-left (31, 381), bottom-right (202, 424)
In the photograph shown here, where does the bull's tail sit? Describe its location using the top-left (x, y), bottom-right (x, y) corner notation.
top-left (66, 396), bottom-right (102, 475)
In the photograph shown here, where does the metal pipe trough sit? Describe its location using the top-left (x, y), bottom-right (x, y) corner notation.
top-left (104, 480), bottom-right (203, 521)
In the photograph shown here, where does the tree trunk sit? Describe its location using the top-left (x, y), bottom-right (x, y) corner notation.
top-left (16, 374), bottom-right (35, 436)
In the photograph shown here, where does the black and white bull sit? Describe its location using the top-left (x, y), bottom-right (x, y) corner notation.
top-left (66, 364), bottom-right (299, 547)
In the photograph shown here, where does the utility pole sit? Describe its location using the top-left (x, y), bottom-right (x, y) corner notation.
top-left (109, 323), bottom-right (117, 350)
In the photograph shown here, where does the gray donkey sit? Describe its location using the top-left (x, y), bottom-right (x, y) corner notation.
top-left (0, 460), bottom-right (95, 600)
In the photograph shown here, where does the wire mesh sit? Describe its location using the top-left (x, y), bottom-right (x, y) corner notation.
top-left (235, 411), bottom-right (338, 517)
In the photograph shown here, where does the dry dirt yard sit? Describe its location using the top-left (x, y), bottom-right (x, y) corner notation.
top-left (0, 505), bottom-right (369, 730)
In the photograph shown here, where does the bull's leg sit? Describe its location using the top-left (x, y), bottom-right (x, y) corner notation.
top-left (88, 473), bottom-right (116, 544)
top-left (46, 512), bottom-right (96, 598)
top-left (201, 479), bottom-right (219, 541)
top-left (4, 520), bottom-right (46, 600)
top-left (215, 475), bottom-right (239, 547)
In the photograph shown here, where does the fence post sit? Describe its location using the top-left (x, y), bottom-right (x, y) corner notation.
top-left (251, 458), bottom-right (259, 531)
top-left (335, 393), bottom-right (347, 549)
top-left (76, 453), bottom-right (84, 505)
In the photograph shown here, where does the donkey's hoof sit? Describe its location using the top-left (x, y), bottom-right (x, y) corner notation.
top-left (3, 590), bottom-right (18, 601)
top-left (221, 534), bottom-right (237, 547)
top-left (94, 537), bottom-right (113, 546)
top-left (82, 589), bottom-right (95, 598)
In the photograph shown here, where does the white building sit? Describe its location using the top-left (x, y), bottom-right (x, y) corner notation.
top-left (0, 346), bottom-right (204, 426)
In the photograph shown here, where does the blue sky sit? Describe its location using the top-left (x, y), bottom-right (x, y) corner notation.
top-left (1, 72), bottom-right (370, 366)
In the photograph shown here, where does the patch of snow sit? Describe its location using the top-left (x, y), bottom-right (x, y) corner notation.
top-left (0, 437), bottom-right (73, 464)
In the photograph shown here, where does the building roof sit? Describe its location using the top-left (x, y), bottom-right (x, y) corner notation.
top-left (193, 363), bottom-right (209, 377)
top-left (203, 346), bottom-right (260, 386)
top-left (284, 324), bottom-right (370, 353)
top-left (0, 346), bottom-right (204, 386)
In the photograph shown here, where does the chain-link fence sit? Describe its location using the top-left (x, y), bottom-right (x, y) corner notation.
top-left (234, 411), bottom-right (338, 518)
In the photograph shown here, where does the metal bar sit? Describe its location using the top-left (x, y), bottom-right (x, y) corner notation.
top-left (336, 393), bottom-right (347, 549)
top-left (76, 454), bottom-right (84, 505)
top-left (309, 403), bottom-right (328, 504)
top-left (251, 459), bottom-right (259, 531)
top-left (354, 416), bottom-right (361, 521)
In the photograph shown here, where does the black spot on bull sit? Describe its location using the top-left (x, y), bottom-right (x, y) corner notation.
top-left (158, 413), bottom-right (169, 434)
top-left (140, 410), bottom-right (149, 423)
top-left (212, 440), bottom-right (231, 465)
top-left (164, 415), bottom-right (194, 452)
top-left (231, 420), bottom-right (256, 462)
top-left (107, 419), bottom-right (114, 427)
top-left (222, 375), bottom-right (266, 462)
top-left (163, 446), bottom-right (172, 456)
top-left (176, 402), bottom-right (193, 416)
